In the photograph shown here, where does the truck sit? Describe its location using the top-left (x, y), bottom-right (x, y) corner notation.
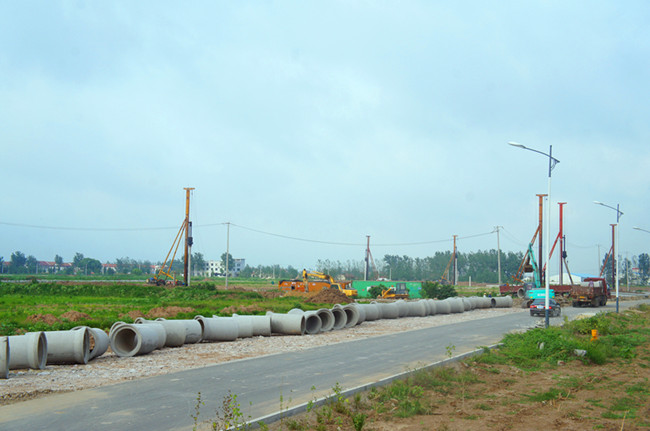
top-left (570, 277), bottom-right (610, 307)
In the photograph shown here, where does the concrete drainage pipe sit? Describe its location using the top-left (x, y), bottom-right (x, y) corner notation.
top-left (341, 304), bottom-right (360, 328)
top-left (230, 315), bottom-right (253, 338)
top-left (155, 318), bottom-right (202, 344)
top-left (109, 323), bottom-right (163, 357)
top-left (492, 296), bottom-right (513, 308)
top-left (43, 328), bottom-right (90, 365)
top-left (8, 332), bottom-right (47, 370)
top-left (395, 300), bottom-right (409, 317)
top-left (330, 307), bottom-right (347, 330)
top-left (288, 309), bottom-right (322, 335)
top-left (358, 303), bottom-right (380, 321)
top-left (316, 309), bottom-right (335, 331)
top-left (73, 326), bottom-right (109, 360)
top-left (426, 299), bottom-right (438, 315)
top-left (354, 304), bottom-right (366, 324)
top-left (445, 298), bottom-right (464, 314)
top-left (1, 337), bottom-right (9, 379)
top-left (377, 302), bottom-right (399, 319)
top-left (128, 321), bottom-right (167, 349)
top-left (434, 300), bottom-right (450, 314)
top-left (195, 316), bottom-right (239, 341)
top-left (408, 301), bottom-right (428, 317)
top-left (267, 312), bottom-right (306, 335)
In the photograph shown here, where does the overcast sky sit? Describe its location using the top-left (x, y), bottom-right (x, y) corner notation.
top-left (1, 1), bottom-right (649, 277)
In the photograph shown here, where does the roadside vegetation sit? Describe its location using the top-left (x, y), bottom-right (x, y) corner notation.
top-left (193, 305), bottom-right (650, 430)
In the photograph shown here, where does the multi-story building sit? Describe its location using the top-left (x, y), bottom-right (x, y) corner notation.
top-left (203, 258), bottom-right (246, 277)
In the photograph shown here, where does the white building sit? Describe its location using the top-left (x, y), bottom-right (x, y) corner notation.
top-left (203, 258), bottom-right (246, 277)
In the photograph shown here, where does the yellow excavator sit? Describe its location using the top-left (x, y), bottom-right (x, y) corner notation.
top-left (380, 282), bottom-right (410, 299)
top-left (302, 269), bottom-right (357, 297)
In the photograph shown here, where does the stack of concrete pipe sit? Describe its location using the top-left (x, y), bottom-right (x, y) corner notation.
top-left (2, 295), bottom-right (512, 378)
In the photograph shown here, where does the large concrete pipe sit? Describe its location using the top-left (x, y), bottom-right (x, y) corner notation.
top-left (155, 318), bottom-right (202, 344)
top-left (266, 312), bottom-right (306, 335)
top-left (1, 337), bottom-right (8, 379)
top-left (109, 323), bottom-right (162, 357)
top-left (354, 304), bottom-right (366, 324)
top-left (377, 302), bottom-right (399, 319)
top-left (73, 326), bottom-right (109, 360)
top-left (341, 304), bottom-right (360, 328)
top-left (407, 300), bottom-right (428, 317)
top-left (43, 328), bottom-right (90, 365)
top-left (395, 300), bottom-right (409, 317)
top-left (230, 315), bottom-right (253, 338)
top-left (316, 308), bottom-right (335, 331)
top-left (461, 298), bottom-right (473, 311)
top-left (435, 299), bottom-right (450, 314)
top-left (444, 297), bottom-right (464, 313)
top-left (426, 299), bottom-right (438, 315)
top-left (358, 303), bottom-right (380, 321)
top-left (492, 296), bottom-right (513, 308)
top-left (8, 332), bottom-right (47, 370)
top-left (330, 307), bottom-right (347, 330)
top-left (195, 316), bottom-right (239, 341)
top-left (288, 309), bottom-right (322, 335)
top-left (149, 319), bottom-right (189, 347)
top-left (127, 321), bottom-right (167, 349)
top-left (476, 297), bottom-right (492, 309)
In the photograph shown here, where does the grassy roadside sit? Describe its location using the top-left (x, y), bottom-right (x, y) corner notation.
top-left (234, 305), bottom-right (650, 431)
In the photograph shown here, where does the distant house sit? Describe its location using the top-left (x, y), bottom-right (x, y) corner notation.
top-left (202, 258), bottom-right (246, 277)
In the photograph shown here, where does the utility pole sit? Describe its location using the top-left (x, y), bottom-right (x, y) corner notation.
top-left (183, 187), bottom-right (194, 286)
top-left (225, 222), bottom-right (230, 289)
top-left (364, 235), bottom-right (370, 281)
top-left (453, 235), bottom-right (458, 286)
top-left (558, 202), bottom-right (566, 285)
top-left (536, 194), bottom-right (547, 285)
top-left (494, 226), bottom-right (503, 286)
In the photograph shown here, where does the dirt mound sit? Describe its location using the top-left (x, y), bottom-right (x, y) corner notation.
top-left (60, 311), bottom-right (91, 322)
top-left (308, 288), bottom-right (354, 304)
top-left (146, 306), bottom-right (194, 319)
top-left (220, 304), bottom-right (266, 316)
top-left (26, 314), bottom-right (61, 325)
top-left (259, 290), bottom-right (283, 299)
top-left (120, 310), bottom-right (143, 320)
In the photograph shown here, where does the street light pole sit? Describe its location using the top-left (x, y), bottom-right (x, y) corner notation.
top-left (594, 201), bottom-right (623, 313)
top-left (508, 142), bottom-right (559, 329)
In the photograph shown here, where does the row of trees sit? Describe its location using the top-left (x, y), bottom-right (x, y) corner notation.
top-left (2, 249), bottom-right (649, 285)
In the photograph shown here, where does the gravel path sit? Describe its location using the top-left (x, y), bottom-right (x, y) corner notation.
top-left (1, 307), bottom-right (525, 405)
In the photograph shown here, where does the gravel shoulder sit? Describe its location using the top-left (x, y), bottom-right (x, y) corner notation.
top-left (1, 307), bottom-right (525, 405)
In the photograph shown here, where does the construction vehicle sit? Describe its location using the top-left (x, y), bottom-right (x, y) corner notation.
top-left (278, 270), bottom-right (357, 297)
top-left (379, 282), bottom-right (409, 299)
top-left (570, 277), bottom-right (610, 307)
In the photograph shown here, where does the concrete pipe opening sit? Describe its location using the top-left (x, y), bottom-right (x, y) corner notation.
top-left (517, 288), bottom-right (525, 298)
top-left (8, 332), bottom-right (47, 370)
top-left (342, 304), bottom-right (360, 328)
top-left (43, 328), bottom-right (91, 365)
top-left (316, 308), bottom-right (335, 331)
top-left (330, 307), bottom-right (347, 330)
top-left (109, 324), bottom-right (160, 357)
top-left (303, 311), bottom-right (322, 334)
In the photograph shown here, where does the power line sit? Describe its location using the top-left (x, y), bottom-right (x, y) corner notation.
top-left (0, 221), bottom-right (179, 232)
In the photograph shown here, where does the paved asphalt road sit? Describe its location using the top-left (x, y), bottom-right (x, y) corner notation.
top-left (1, 298), bottom-right (648, 431)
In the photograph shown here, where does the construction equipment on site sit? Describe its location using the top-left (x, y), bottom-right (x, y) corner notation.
top-left (380, 282), bottom-right (409, 299)
top-left (570, 277), bottom-right (610, 307)
top-left (148, 187), bottom-right (194, 286)
top-left (439, 235), bottom-right (458, 285)
top-left (278, 270), bottom-right (357, 297)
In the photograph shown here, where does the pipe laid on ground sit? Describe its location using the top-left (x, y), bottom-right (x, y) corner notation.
top-left (376, 302), bottom-right (399, 319)
top-left (109, 323), bottom-right (162, 357)
top-left (358, 303), bottom-right (380, 321)
top-left (8, 332), bottom-right (47, 370)
top-left (407, 300), bottom-right (428, 317)
top-left (462, 298), bottom-right (473, 311)
top-left (395, 300), bottom-right (409, 318)
top-left (147, 319), bottom-right (188, 347)
top-left (288, 309), bottom-right (322, 335)
top-left (426, 299), bottom-right (438, 315)
top-left (73, 326), bottom-right (109, 360)
top-left (434, 300), bottom-right (450, 314)
top-left (266, 312), bottom-right (306, 335)
top-left (444, 297), bottom-right (464, 313)
top-left (196, 316), bottom-right (239, 341)
top-left (155, 318), bottom-right (202, 344)
top-left (1, 337), bottom-right (8, 379)
top-left (354, 303), bottom-right (366, 324)
top-left (230, 315), bottom-right (253, 338)
top-left (316, 308), bottom-right (335, 331)
top-left (341, 304), bottom-right (360, 328)
top-left (492, 296), bottom-right (513, 308)
top-left (43, 328), bottom-right (90, 365)
top-left (330, 307), bottom-right (347, 330)
top-left (128, 321), bottom-right (167, 349)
